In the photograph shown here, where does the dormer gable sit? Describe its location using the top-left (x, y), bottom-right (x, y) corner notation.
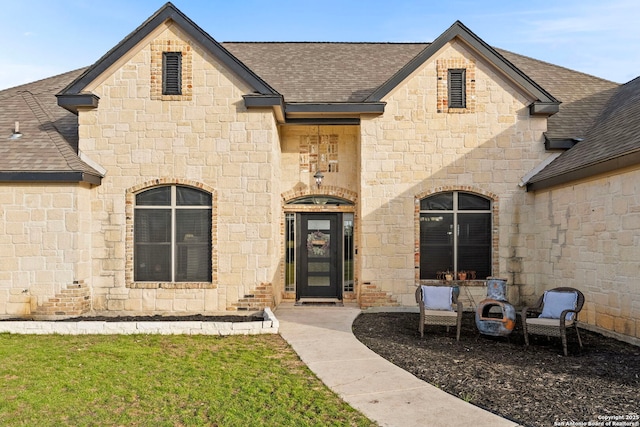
top-left (56, 2), bottom-right (279, 114)
top-left (365, 20), bottom-right (560, 117)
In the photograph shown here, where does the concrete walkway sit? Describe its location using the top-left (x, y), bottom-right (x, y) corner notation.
top-left (275, 303), bottom-right (520, 427)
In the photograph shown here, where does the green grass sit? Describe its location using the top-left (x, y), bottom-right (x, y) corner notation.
top-left (0, 333), bottom-right (375, 427)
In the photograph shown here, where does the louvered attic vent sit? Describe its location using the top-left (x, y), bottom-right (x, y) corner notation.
top-left (162, 52), bottom-right (182, 95)
top-left (448, 69), bottom-right (466, 108)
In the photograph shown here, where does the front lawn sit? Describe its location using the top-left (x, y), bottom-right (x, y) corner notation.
top-left (0, 333), bottom-right (375, 427)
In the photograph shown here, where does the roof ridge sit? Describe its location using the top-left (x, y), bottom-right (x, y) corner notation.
top-left (495, 47), bottom-right (619, 85)
top-left (0, 67), bottom-right (90, 97)
top-left (222, 41), bottom-right (430, 45)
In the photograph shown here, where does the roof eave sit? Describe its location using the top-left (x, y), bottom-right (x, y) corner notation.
top-left (243, 94), bottom-right (285, 122)
top-left (0, 171), bottom-right (103, 185)
top-left (56, 93), bottom-right (100, 114)
top-left (526, 150), bottom-right (640, 191)
top-left (544, 135), bottom-right (582, 150)
top-left (530, 101), bottom-right (560, 116)
top-left (244, 99), bottom-right (386, 124)
top-left (285, 102), bottom-right (385, 117)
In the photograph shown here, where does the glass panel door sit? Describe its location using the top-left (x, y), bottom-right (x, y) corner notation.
top-left (297, 213), bottom-right (341, 299)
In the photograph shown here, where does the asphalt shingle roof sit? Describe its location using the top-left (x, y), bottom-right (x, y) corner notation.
top-left (0, 68), bottom-right (100, 177)
top-left (0, 37), bottom-right (631, 187)
top-left (527, 76), bottom-right (640, 185)
top-left (223, 42), bottom-right (429, 103)
top-left (497, 49), bottom-right (619, 141)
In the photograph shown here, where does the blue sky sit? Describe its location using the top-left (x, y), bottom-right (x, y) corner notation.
top-left (2, 0), bottom-right (640, 90)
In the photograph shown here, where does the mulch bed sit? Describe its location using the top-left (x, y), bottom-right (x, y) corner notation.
top-left (352, 311), bottom-right (640, 427)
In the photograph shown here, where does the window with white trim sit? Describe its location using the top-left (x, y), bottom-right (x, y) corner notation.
top-left (134, 185), bottom-right (212, 282)
top-left (419, 191), bottom-right (491, 279)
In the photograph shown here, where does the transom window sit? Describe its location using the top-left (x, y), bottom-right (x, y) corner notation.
top-left (419, 191), bottom-right (491, 280)
top-left (134, 185), bottom-right (212, 282)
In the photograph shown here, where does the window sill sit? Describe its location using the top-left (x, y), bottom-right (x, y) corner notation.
top-left (418, 279), bottom-right (487, 287)
top-left (127, 282), bottom-right (216, 289)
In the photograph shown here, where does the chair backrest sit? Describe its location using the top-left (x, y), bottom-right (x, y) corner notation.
top-left (536, 287), bottom-right (584, 319)
top-left (539, 287), bottom-right (585, 313)
top-left (416, 286), bottom-right (458, 310)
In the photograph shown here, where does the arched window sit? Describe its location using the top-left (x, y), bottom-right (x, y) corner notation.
top-left (419, 191), bottom-right (492, 280)
top-left (134, 185), bottom-right (212, 282)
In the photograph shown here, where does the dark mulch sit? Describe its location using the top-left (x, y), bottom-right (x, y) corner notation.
top-left (352, 311), bottom-right (640, 427)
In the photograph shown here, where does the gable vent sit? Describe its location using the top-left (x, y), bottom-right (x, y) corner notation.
top-left (448, 69), bottom-right (466, 108)
top-left (162, 52), bottom-right (182, 95)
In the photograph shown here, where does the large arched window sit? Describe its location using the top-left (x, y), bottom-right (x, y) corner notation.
top-left (419, 191), bottom-right (492, 280)
top-left (134, 185), bottom-right (212, 282)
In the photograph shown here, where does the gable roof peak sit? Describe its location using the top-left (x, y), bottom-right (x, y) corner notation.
top-left (57, 2), bottom-right (278, 113)
top-left (365, 19), bottom-right (559, 115)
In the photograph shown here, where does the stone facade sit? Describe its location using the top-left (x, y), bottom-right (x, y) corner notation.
top-left (0, 183), bottom-right (91, 316)
top-left (77, 22), bottom-right (281, 314)
top-left (1, 6), bottom-right (638, 344)
top-left (359, 40), bottom-right (547, 307)
top-left (530, 168), bottom-right (640, 340)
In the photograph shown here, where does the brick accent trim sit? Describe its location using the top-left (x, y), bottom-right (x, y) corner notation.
top-left (414, 186), bottom-right (499, 283)
top-left (125, 178), bottom-right (217, 289)
top-left (436, 58), bottom-right (476, 113)
top-left (33, 281), bottom-right (91, 317)
top-left (150, 38), bottom-right (193, 101)
top-left (232, 282), bottom-right (274, 310)
top-left (360, 283), bottom-right (400, 309)
top-left (281, 186), bottom-right (358, 205)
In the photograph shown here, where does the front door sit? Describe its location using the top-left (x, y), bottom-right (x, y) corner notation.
top-left (297, 213), bottom-right (341, 299)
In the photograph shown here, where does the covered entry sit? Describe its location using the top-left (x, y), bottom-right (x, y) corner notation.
top-left (285, 197), bottom-right (354, 301)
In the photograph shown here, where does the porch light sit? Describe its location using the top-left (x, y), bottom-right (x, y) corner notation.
top-left (314, 170), bottom-right (324, 188)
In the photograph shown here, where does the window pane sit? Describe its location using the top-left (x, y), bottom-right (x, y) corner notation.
top-left (176, 209), bottom-right (211, 241)
top-left (135, 209), bottom-right (171, 243)
top-left (136, 187), bottom-right (171, 206)
top-left (308, 219), bottom-right (330, 230)
top-left (135, 244), bottom-right (171, 281)
top-left (420, 213), bottom-right (454, 279)
top-left (175, 243), bottom-right (210, 282)
top-left (285, 214), bottom-right (295, 292)
top-left (458, 193), bottom-right (490, 210)
top-left (343, 213), bottom-right (354, 292)
top-left (176, 186), bottom-right (211, 206)
top-left (420, 193), bottom-right (453, 210)
top-left (175, 209), bottom-right (212, 282)
top-left (457, 213), bottom-right (491, 279)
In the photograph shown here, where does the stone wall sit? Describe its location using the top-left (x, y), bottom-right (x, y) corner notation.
top-left (279, 125), bottom-right (359, 192)
top-left (359, 39), bottom-right (549, 307)
top-left (78, 21), bottom-right (280, 314)
top-left (531, 168), bottom-right (640, 340)
top-left (0, 183), bottom-right (92, 317)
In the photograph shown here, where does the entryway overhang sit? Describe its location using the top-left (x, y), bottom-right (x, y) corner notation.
top-left (243, 95), bottom-right (385, 124)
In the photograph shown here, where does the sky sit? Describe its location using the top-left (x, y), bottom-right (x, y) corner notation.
top-left (1, 0), bottom-right (640, 90)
